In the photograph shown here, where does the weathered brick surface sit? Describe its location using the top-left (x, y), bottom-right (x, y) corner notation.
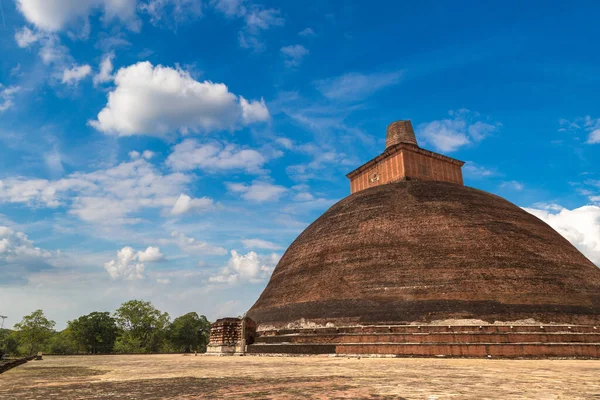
top-left (208, 318), bottom-right (242, 346)
top-left (347, 120), bottom-right (464, 194)
top-left (334, 343), bottom-right (600, 358)
top-left (255, 333), bottom-right (600, 345)
top-left (385, 120), bottom-right (418, 148)
top-left (247, 181), bottom-right (600, 327)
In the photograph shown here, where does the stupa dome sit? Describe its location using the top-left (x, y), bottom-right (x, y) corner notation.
top-left (248, 181), bottom-right (600, 328)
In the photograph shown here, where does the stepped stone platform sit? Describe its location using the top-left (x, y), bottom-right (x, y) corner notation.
top-left (247, 325), bottom-right (600, 358)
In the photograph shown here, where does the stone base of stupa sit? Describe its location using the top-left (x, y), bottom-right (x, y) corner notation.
top-left (246, 324), bottom-right (600, 358)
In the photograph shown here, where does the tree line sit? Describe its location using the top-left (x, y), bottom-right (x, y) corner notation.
top-left (0, 300), bottom-right (211, 356)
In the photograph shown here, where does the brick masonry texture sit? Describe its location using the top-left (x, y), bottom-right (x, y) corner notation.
top-left (247, 181), bottom-right (600, 328)
top-left (347, 120), bottom-right (465, 193)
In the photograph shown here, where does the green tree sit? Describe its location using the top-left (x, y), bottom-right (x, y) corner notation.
top-left (168, 312), bottom-right (211, 353)
top-left (46, 330), bottom-right (77, 354)
top-left (68, 312), bottom-right (118, 354)
top-left (114, 300), bottom-right (170, 353)
top-left (13, 310), bottom-right (55, 355)
top-left (4, 333), bottom-right (20, 356)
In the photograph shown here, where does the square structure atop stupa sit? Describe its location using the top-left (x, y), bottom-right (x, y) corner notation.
top-left (346, 120), bottom-right (465, 194)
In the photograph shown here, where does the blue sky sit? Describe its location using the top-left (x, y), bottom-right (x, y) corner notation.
top-left (1, 0), bottom-right (599, 329)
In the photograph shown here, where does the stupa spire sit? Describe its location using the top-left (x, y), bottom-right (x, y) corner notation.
top-left (385, 120), bottom-right (418, 149)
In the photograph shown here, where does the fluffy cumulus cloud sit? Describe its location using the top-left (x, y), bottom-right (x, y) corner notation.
top-left (0, 226), bottom-right (57, 285)
top-left (0, 158), bottom-right (195, 225)
top-left (105, 246), bottom-right (148, 280)
top-left (240, 96), bottom-right (270, 123)
top-left (61, 64), bottom-right (92, 85)
top-left (315, 70), bottom-right (402, 102)
top-left (280, 44), bottom-right (309, 68)
top-left (0, 226), bottom-right (53, 262)
top-left (170, 194), bottom-right (214, 215)
top-left (89, 62), bottom-right (270, 136)
top-left (524, 204), bottom-right (600, 266)
top-left (417, 109), bottom-right (500, 153)
top-left (226, 181), bottom-right (287, 202)
top-left (16, 0), bottom-right (138, 32)
top-left (209, 250), bottom-right (279, 284)
top-left (166, 139), bottom-right (267, 173)
top-left (170, 231), bottom-right (227, 255)
top-left (0, 85), bottom-right (21, 112)
top-left (137, 246), bottom-right (164, 262)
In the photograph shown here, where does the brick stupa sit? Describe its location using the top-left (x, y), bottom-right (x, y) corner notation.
top-left (214, 120), bottom-right (600, 358)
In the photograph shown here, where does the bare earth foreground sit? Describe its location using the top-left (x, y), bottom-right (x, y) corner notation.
top-left (1, 355), bottom-right (599, 399)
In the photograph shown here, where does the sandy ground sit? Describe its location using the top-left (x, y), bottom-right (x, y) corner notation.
top-left (0, 354), bottom-right (599, 399)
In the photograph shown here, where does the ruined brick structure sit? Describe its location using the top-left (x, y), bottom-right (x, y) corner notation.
top-left (347, 120), bottom-right (464, 193)
top-left (206, 317), bottom-right (256, 355)
top-left (224, 119), bottom-right (600, 358)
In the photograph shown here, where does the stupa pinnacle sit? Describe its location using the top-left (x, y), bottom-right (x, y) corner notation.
top-left (346, 120), bottom-right (464, 194)
top-left (385, 120), bottom-right (418, 148)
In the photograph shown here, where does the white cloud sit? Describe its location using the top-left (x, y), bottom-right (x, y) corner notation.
top-left (61, 64), bottom-right (92, 85)
top-left (142, 150), bottom-right (154, 159)
top-left (0, 85), bottom-right (21, 112)
top-left (280, 44), bottom-right (309, 68)
top-left (44, 148), bottom-right (65, 176)
top-left (500, 180), bottom-right (524, 191)
top-left (171, 231), bottom-right (228, 255)
top-left (0, 158), bottom-right (191, 225)
top-left (0, 225), bottom-right (53, 261)
top-left (558, 116), bottom-right (600, 144)
top-left (139, 0), bottom-right (203, 26)
top-left (293, 192), bottom-right (314, 201)
top-left (0, 225), bottom-right (57, 285)
top-left (89, 62), bottom-right (269, 136)
top-left (286, 145), bottom-right (354, 181)
top-left (241, 238), bottom-right (282, 250)
top-left (524, 204), bottom-right (600, 266)
top-left (209, 249), bottom-right (279, 284)
top-left (93, 52), bottom-right (114, 86)
top-left (588, 129), bottom-right (600, 144)
top-left (211, 0), bottom-right (284, 51)
top-left (166, 139), bottom-right (267, 173)
top-left (240, 96), bottom-right (270, 123)
top-left (462, 162), bottom-right (496, 178)
top-left (137, 246), bottom-right (164, 262)
top-left (15, 27), bottom-right (72, 71)
top-left (15, 26), bottom-right (42, 47)
top-left (16, 0), bottom-right (138, 32)
top-left (210, 0), bottom-right (245, 16)
top-left (417, 109), bottom-right (499, 153)
top-left (38, 35), bottom-right (71, 66)
top-left (170, 194), bottom-right (214, 215)
top-left (226, 181), bottom-right (287, 202)
top-left (104, 246), bottom-right (146, 280)
top-left (315, 70), bottom-right (402, 101)
top-left (298, 27), bottom-right (315, 37)
top-left (275, 137), bottom-right (293, 150)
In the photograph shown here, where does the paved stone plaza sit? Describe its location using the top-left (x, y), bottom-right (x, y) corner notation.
top-left (1, 355), bottom-right (599, 399)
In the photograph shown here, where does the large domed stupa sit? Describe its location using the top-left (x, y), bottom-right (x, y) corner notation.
top-left (208, 120), bottom-right (600, 358)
